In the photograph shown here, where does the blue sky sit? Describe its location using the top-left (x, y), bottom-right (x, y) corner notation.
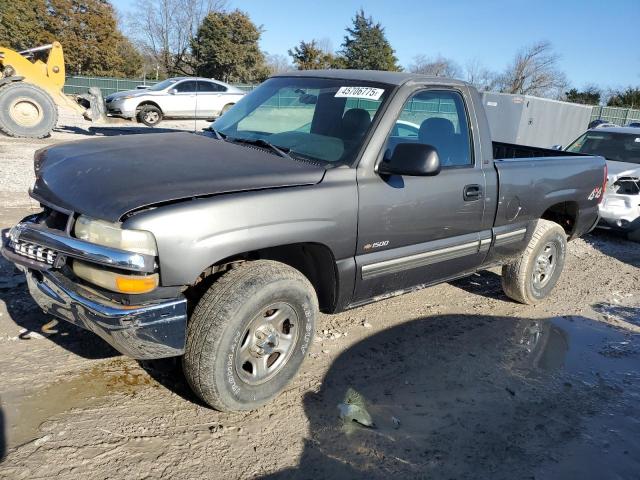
top-left (113, 0), bottom-right (640, 89)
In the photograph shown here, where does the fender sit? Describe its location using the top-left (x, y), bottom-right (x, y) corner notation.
top-left (123, 168), bottom-right (359, 287)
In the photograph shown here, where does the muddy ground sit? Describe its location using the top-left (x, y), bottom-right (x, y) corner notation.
top-left (0, 111), bottom-right (639, 479)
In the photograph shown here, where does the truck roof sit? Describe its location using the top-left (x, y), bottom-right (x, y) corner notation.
top-left (273, 69), bottom-right (469, 88)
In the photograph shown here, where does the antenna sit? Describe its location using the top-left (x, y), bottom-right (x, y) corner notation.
top-left (194, 79), bottom-right (198, 133)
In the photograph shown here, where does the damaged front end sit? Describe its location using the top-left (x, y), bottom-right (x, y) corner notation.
top-left (599, 168), bottom-right (640, 232)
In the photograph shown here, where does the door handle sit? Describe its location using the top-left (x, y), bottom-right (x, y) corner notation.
top-left (463, 184), bottom-right (482, 201)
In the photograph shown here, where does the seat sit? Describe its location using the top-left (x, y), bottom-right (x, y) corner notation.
top-left (341, 109), bottom-right (371, 142)
top-left (339, 108), bottom-right (372, 160)
top-left (418, 117), bottom-right (456, 166)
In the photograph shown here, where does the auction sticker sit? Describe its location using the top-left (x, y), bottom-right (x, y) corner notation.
top-left (335, 86), bottom-right (384, 100)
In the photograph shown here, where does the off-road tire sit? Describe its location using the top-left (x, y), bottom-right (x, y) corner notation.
top-left (183, 260), bottom-right (318, 412)
top-left (501, 219), bottom-right (567, 304)
top-left (137, 105), bottom-right (162, 126)
top-left (0, 82), bottom-right (58, 138)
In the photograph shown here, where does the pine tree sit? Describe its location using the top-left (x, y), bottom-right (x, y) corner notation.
top-left (339, 9), bottom-right (400, 71)
top-left (192, 10), bottom-right (269, 83)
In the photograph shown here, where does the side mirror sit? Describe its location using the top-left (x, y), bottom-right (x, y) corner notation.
top-left (168, 88), bottom-right (177, 95)
top-left (551, 144), bottom-right (563, 150)
top-left (378, 143), bottom-right (441, 177)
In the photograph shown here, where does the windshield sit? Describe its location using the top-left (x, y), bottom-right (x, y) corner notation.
top-left (566, 131), bottom-right (640, 165)
top-left (148, 78), bottom-right (178, 91)
top-left (212, 77), bottom-right (391, 165)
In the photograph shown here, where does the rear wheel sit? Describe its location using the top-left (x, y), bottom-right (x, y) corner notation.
top-left (137, 105), bottom-right (162, 126)
top-left (0, 82), bottom-right (58, 138)
top-left (183, 260), bottom-right (318, 411)
top-left (501, 219), bottom-right (567, 304)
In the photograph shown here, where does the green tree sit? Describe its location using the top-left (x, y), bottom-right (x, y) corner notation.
top-left (565, 87), bottom-right (601, 105)
top-left (0, 0), bottom-right (142, 77)
top-left (607, 87), bottom-right (640, 108)
top-left (288, 40), bottom-right (334, 70)
top-left (43, 0), bottom-right (133, 76)
top-left (0, 0), bottom-right (47, 50)
top-left (192, 9), bottom-right (269, 82)
top-left (339, 9), bottom-right (400, 71)
top-left (116, 37), bottom-right (144, 78)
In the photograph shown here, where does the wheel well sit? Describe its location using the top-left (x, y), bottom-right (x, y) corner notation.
top-left (136, 101), bottom-right (162, 113)
top-left (190, 243), bottom-right (338, 313)
top-left (541, 201), bottom-right (578, 236)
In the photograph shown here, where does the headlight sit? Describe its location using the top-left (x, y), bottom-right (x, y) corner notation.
top-left (74, 215), bottom-right (157, 256)
top-left (119, 94), bottom-right (136, 100)
top-left (73, 261), bottom-right (159, 294)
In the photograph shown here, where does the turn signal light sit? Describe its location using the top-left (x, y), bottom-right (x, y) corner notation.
top-left (73, 260), bottom-right (158, 294)
top-left (115, 275), bottom-right (158, 294)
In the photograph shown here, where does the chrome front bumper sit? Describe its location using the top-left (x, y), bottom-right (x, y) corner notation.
top-left (2, 220), bottom-right (187, 360)
top-left (21, 267), bottom-right (187, 359)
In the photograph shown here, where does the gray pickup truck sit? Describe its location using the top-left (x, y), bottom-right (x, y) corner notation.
top-left (2, 70), bottom-right (606, 412)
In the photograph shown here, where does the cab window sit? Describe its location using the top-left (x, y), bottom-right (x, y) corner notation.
top-left (386, 90), bottom-right (472, 167)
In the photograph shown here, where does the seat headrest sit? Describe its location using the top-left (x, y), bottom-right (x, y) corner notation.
top-left (419, 117), bottom-right (455, 144)
top-left (342, 108), bottom-right (371, 137)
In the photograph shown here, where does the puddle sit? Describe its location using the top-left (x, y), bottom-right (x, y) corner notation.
top-left (1, 359), bottom-right (157, 450)
top-left (298, 314), bottom-right (640, 479)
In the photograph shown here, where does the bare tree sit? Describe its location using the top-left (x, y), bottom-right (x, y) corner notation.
top-left (464, 59), bottom-right (499, 92)
top-left (127, 0), bottom-right (226, 77)
top-left (409, 54), bottom-right (462, 79)
top-left (265, 53), bottom-right (292, 75)
top-left (315, 37), bottom-right (334, 55)
top-left (497, 41), bottom-right (568, 98)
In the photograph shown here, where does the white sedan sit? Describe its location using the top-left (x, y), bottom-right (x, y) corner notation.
top-left (105, 77), bottom-right (246, 126)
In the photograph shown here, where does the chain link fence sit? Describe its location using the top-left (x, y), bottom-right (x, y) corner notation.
top-left (63, 76), bottom-right (256, 97)
top-left (590, 105), bottom-right (640, 126)
top-left (65, 75), bottom-right (640, 127)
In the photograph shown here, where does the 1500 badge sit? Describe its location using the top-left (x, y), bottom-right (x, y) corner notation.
top-left (363, 240), bottom-right (390, 251)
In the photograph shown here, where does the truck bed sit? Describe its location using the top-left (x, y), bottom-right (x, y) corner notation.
top-left (493, 142), bottom-right (582, 160)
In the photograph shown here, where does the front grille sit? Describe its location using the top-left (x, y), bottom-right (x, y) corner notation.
top-left (10, 240), bottom-right (58, 265)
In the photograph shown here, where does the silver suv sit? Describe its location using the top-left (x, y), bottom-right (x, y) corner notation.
top-left (105, 77), bottom-right (245, 126)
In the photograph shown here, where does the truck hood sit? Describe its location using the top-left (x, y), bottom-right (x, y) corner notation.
top-left (32, 132), bottom-right (326, 222)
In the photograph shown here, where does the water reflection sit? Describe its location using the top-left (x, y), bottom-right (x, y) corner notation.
top-left (263, 314), bottom-right (639, 479)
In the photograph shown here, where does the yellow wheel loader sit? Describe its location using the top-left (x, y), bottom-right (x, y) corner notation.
top-left (0, 41), bottom-right (106, 138)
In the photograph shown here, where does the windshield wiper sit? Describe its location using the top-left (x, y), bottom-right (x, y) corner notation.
top-left (229, 137), bottom-right (294, 160)
top-left (202, 126), bottom-right (228, 141)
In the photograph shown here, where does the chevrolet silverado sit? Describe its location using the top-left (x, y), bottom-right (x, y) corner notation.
top-left (2, 70), bottom-right (607, 411)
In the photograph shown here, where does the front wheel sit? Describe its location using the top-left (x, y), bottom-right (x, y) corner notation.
top-left (183, 260), bottom-right (318, 411)
top-left (501, 219), bottom-right (567, 304)
top-left (137, 105), bottom-right (162, 126)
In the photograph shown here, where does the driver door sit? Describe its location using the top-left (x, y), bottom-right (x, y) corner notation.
top-left (164, 80), bottom-right (198, 117)
top-left (353, 88), bottom-right (488, 303)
